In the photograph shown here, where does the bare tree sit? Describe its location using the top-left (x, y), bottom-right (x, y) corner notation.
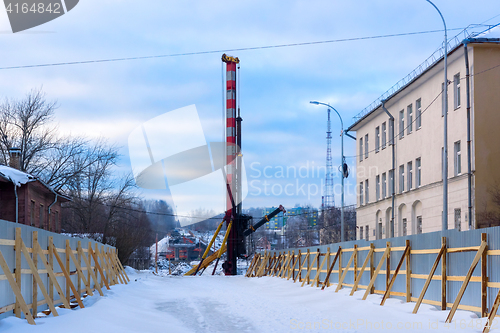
top-left (0, 88), bottom-right (57, 171)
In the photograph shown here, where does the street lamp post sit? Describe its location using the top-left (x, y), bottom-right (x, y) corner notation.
top-left (310, 101), bottom-right (345, 242)
top-left (426, 0), bottom-right (448, 231)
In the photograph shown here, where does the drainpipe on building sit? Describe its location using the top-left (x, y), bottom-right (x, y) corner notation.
top-left (14, 184), bottom-right (18, 223)
top-left (381, 101), bottom-right (395, 235)
top-left (463, 41), bottom-right (473, 230)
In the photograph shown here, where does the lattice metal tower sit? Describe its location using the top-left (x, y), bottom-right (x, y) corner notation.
top-left (324, 108), bottom-right (334, 208)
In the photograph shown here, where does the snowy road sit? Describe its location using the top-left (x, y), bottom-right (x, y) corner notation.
top-left (0, 268), bottom-right (493, 333)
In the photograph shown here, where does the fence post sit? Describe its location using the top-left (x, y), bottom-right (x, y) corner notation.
top-left (14, 227), bottom-right (21, 318)
top-left (354, 244), bottom-right (358, 283)
top-left (298, 250), bottom-right (302, 282)
top-left (338, 247), bottom-right (342, 285)
top-left (386, 242), bottom-right (391, 293)
top-left (441, 236), bottom-right (447, 310)
top-left (66, 240), bottom-right (71, 301)
top-left (48, 236), bottom-right (54, 305)
top-left (369, 243), bottom-right (375, 294)
top-left (32, 231), bottom-right (38, 317)
top-left (405, 239), bottom-right (411, 302)
top-left (307, 249), bottom-right (310, 285)
top-left (481, 233), bottom-right (488, 317)
top-left (316, 248), bottom-right (320, 284)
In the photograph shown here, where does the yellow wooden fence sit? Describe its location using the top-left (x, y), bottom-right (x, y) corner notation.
top-left (0, 228), bottom-right (130, 325)
top-left (246, 233), bottom-right (500, 333)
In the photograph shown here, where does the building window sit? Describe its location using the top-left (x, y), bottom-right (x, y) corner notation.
top-left (359, 138), bottom-right (363, 162)
top-left (416, 98), bottom-right (422, 129)
top-left (365, 225), bottom-right (369, 241)
top-left (454, 141), bottom-right (461, 176)
top-left (360, 226), bottom-right (364, 240)
top-left (365, 179), bottom-right (369, 204)
top-left (359, 182), bottom-right (364, 205)
top-left (377, 221), bottom-right (383, 240)
top-left (416, 158), bottom-right (421, 188)
top-left (407, 161), bottom-right (413, 190)
top-left (417, 216), bottom-right (422, 234)
top-left (389, 170), bottom-right (394, 195)
top-left (399, 165), bottom-right (405, 194)
top-left (407, 104), bottom-right (413, 134)
top-left (382, 173), bottom-right (387, 198)
top-left (375, 126), bottom-right (380, 153)
top-left (382, 122), bottom-right (387, 149)
top-left (402, 218), bottom-right (407, 236)
top-left (30, 200), bottom-right (35, 226)
top-left (364, 134), bottom-right (369, 159)
top-left (454, 73), bottom-right (461, 109)
top-left (39, 204), bottom-right (44, 229)
top-left (376, 175), bottom-right (380, 201)
top-left (454, 208), bottom-right (461, 231)
top-left (399, 110), bottom-right (404, 139)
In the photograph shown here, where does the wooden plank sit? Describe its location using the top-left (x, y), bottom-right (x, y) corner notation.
top-left (386, 242), bottom-right (391, 296)
top-left (66, 240), bottom-right (72, 301)
top-left (107, 248), bottom-right (123, 283)
top-left (336, 247), bottom-right (356, 292)
top-left (353, 245), bottom-right (358, 283)
top-left (442, 236), bottom-right (447, 311)
top-left (404, 239), bottom-right (411, 302)
top-left (321, 247), bottom-right (341, 290)
top-left (278, 253), bottom-right (290, 278)
top-left (412, 243), bottom-right (445, 314)
top-left (245, 254), bottom-right (257, 277)
top-left (349, 246), bottom-right (375, 296)
top-left (445, 239), bottom-right (487, 323)
top-left (89, 243), bottom-right (110, 290)
top-left (48, 236), bottom-right (54, 306)
top-left (311, 248), bottom-right (329, 288)
top-left (482, 233), bottom-right (488, 317)
top-left (288, 251), bottom-right (296, 280)
top-left (20, 240), bottom-right (59, 317)
top-left (14, 228), bottom-right (21, 318)
top-left (33, 242), bottom-right (72, 310)
top-left (67, 241), bottom-right (94, 296)
top-left (50, 240), bottom-right (85, 309)
top-left (307, 250), bottom-right (311, 285)
top-left (95, 245), bottom-right (113, 285)
top-left (381, 245), bottom-right (409, 305)
top-left (301, 252), bottom-right (318, 287)
top-left (112, 249), bottom-right (129, 282)
top-left (484, 287), bottom-right (500, 333)
top-left (486, 250), bottom-right (500, 255)
top-left (32, 231), bottom-right (38, 318)
top-left (362, 245), bottom-right (390, 300)
top-left (79, 244), bottom-right (104, 295)
top-left (0, 239), bottom-right (15, 246)
top-left (369, 243), bottom-right (375, 294)
top-left (294, 251), bottom-right (309, 283)
top-left (447, 246), bottom-right (481, 253)
top-left (0, 247), bottom-right (35, 324)
top-left (410, 249), bottom-right (441, 254)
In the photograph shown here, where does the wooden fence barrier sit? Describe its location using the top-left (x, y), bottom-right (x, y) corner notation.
top-left (0, 228), bottom-right (129, 325)
top-left (246, 233), bottom-right (500, 333)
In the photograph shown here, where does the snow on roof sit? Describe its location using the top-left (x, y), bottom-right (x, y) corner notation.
top-left (0, 165), bottom-right (35, 187)
top-left (476, 25), bottom-right (500, 39)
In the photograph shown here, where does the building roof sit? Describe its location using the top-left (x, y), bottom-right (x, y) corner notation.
top-left (347, 24), bottom-right (500, 133)
top-left (0, 165), bottom-right (71, 201)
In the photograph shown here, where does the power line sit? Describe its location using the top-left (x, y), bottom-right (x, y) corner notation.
top-left (0, 28), bottom-right (469, 70)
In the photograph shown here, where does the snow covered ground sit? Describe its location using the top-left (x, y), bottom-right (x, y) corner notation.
top-left (0, 268), bottom-right (494, 333)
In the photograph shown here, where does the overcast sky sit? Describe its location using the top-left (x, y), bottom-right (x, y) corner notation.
top-left (0, 0), bottom-right (499, 219)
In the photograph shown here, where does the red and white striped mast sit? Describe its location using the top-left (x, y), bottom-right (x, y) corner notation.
top-left (222, 53), bottom-right (240, 275)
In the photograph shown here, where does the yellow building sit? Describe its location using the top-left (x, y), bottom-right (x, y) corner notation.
top-left (346, 26), bottom-right (500, 240)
